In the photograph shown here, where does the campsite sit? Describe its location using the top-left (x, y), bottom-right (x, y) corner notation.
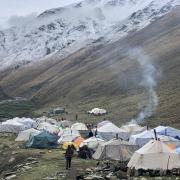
top-left (0, 114), bottom-right (180, 180)
top-left (0, 0), bottom-right (180, 179)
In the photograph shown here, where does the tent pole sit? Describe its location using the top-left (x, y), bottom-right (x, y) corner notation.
top-left (167, 155), bottom-right (170, 171)
top-left (154, 129), bottom-right (157, 140)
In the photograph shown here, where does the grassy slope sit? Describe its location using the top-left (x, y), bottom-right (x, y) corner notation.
top-left (0, 86), bottom-right (10, 100)
top-left (0, 135), bottom-right (97, 180)
top-left (0, 7), bottom-right (180, 128)
top-left (0, 100), bottom-right (36, 120)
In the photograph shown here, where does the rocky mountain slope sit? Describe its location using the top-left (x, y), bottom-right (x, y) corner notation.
top-left (0, 0), bottom-right (179, 70)
top-left (0, 6), bottom-right (180, 127)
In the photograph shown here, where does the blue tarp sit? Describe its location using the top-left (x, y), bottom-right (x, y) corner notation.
top-left (154, 126), bottom-right (180, 140)
top-left (26, 130), bottom-right (59, 148)
top-left (176, 147), bottom-right (180, 154)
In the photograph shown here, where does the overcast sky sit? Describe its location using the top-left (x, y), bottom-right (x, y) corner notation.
top-left (0, 0), bottom-right (82, 28)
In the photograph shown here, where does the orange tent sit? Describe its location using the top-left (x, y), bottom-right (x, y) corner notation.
top-left (73, 137), bottom-right (85, 147)
top-left (167, 143), bottom-right (176, 150)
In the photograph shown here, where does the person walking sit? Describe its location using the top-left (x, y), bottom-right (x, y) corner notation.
top-left (88, 129), bottom-right (93, 138)
top-left (65, 145), bottom-right (74, 170)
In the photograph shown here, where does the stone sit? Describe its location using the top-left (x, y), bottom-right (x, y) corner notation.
top-left (8, 157), bottom-right (15, 163)
top-left (23, 165), bottom-right (32, 170)
top-left (27, 157), bottom-right (37, 161)
top-left (43, 177), bottom-right (58, 180)
top-left (11, 151), bottom-right (18, 155)
top-left (31, 161), bottom-right (38, 164)
top-left (106, 172), bottom-right (114, 178)
top-left (84, 175), bottom-right (104, 180)
top-left (5, 174), bottom-right (17, 180)
top-left (25, 163), bottom-right (31, 165)
top-left (115, 170), bottom-right (127, 179)
top-left (39, 151), bottom-right (46, 154)
top-left (16, 164), bottom-right (24, 168)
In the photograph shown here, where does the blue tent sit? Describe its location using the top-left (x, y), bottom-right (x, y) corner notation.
top-left (26, 130), bottom-right (59, 148)
top-left (176, 147), bottom-right (180, 154)
top-left (154, 126), bottom-right (180, 140)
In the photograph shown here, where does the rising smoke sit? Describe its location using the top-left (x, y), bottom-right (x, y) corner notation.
top-left (127, 48), bottom-right (159, 124)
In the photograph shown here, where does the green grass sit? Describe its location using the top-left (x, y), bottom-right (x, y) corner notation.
top-left (0, 135), bottom-right (97, 180)
top-left (0, 100), bottom-right (36, 120)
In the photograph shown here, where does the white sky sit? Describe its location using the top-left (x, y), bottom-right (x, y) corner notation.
top-left (0, 0), bottom-right (82, 28)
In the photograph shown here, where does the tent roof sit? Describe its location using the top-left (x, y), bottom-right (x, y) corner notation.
top-left (103, 138), bottom-right (132, 146)
top-left (154, 126), bottom-right (180, 138)
top-left (128, 140), bottom-right (180, 170)
top-left (15, 128), bottom-right (40, 141)
top-left (120, 123), bottom-right (146, 133)
top-left (97, 120), bottom-right (111, 128)
top-left (71, 122), bottom-right (88, 130)
top-left (136, 140), bottom-right (176, 154)
top-left (97, 122), bottom-right (126, 133)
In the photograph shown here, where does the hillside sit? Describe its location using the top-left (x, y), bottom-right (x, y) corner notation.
top-left (0, 7), bottom-right (180, 128)
top-left (0, 86), bottom-right (10, 100)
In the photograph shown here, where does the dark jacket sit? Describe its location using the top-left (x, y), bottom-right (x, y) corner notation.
top-left (65, 147), bottom-right (74, 158)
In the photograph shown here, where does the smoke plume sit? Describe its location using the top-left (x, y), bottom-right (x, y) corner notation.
top-left (127, 48), bottom-right (159, 124)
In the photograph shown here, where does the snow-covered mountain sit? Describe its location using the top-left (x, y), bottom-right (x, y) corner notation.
top-left (0, 0), bottom-right (179, 70)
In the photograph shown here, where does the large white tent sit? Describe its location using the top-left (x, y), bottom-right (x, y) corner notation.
top-left (93, 138), bottom-right (138, 161)
top-left (154, 126), bottom-right (180, 140)
top-left (80, 136), bottom-right (105, 150)
top-left (36, 116), bottom-right (57, 125)
top-left (2, 117), bottom-right (37, 132)
top-left (128, 140), bottom-right (180, 170)
top-left (96, 122), bottom-right (128, 140)
top-left (129, 130), bottom-right (180, 147)
top-left (37, 122), bottom-right (60, 134)
top-left (0, 122), bottom-right (25, 134)
top-left (97, 120), bottom-right (111, 128)
top-left (119, 123), bottom-right (146, 139)
top-left (88, 108), bottom-right (107, 115)
top-left (15, 128), bottom-right (40, 141)
top-left (58, 129), bottom-right (80, 144)
top-left (71, 122), bottom-right (88, 131)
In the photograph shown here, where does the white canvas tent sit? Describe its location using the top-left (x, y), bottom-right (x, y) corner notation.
top-left (128, 140), bottom-right (180, 170)
top-left (15, 128), bottom-right (40, 141)
top-left (0, 122), bottom-right (25, 134)
top-left (60, 120), bottom-right (72, 128)
top-left (80, 137), bottom-right (105, 150)
top-left (2, 117), bottom-right (37, 132)
top-left (120, 123), bottom-right (146, 139)
top-left (93, 138), bottom-right (138, 161)
top-left (96, 122), bottom-right (128, 140)
top-left (154, 126), bottom-right (180, 140)
top-left (36, 116), bottom-right (57, 125)
top-left (129, 130), bottom-right (179, 147)
top-left (88, 108), bottom-right (107, 115)
top-left (58, 129), bottom-right (80, 144)
top-left (97, 120), bottom-right (111, 128)
top-left (58, 134), bottom-right (80, 144)
top-left (37, 122), bottom-right (59, 134)
top-left (13, 117), bottom-right (37, 129)
top-left (61, 129), bottom-right (80, 136)
top-left (71, 123), bottom-right (88, 131)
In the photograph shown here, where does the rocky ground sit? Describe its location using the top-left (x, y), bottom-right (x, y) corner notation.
top-left (1, 134), bottom-right (180, 180)
top-left (0, 133), bottom-right (97, 180)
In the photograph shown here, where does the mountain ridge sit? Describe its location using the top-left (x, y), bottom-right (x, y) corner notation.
top-left (0, 0), bottom-right (179, 70)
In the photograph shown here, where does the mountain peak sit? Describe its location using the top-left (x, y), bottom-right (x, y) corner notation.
top-left (0, 0), bottom-right (179, 71)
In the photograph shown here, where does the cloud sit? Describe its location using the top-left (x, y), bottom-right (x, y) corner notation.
top-left (7, 13), bottom-right (37, 27)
